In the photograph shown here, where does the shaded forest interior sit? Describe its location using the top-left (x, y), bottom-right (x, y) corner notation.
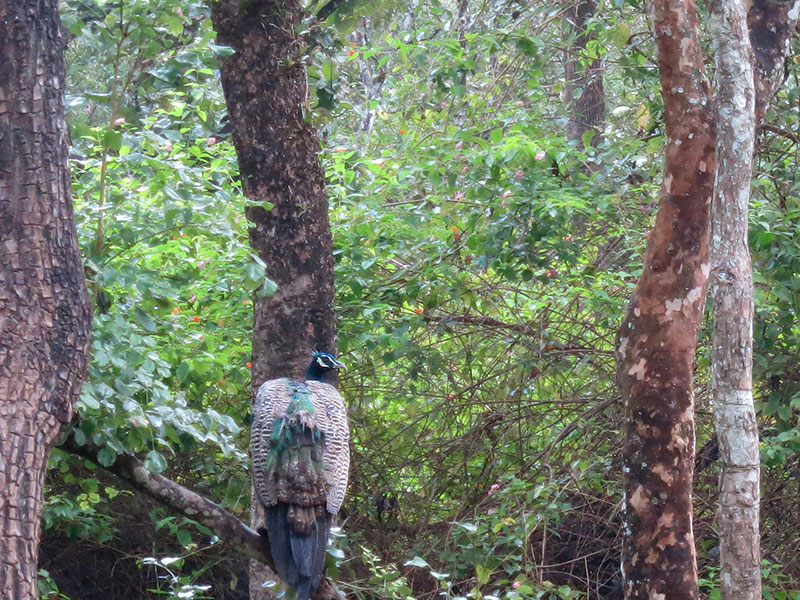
top-left (33, 0), bottom-right (800, 599)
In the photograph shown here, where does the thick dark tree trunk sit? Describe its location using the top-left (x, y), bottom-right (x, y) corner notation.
top-left (211, 0), bottom-right (337, 384)
top-left (0, 1), bottom-right (92, 598)
top-left (564, 0), bottom-right (605, 149)
top-left (210, 2), bottom-right (339, 599)
top-left (615, 0), bottom-right (714, 597)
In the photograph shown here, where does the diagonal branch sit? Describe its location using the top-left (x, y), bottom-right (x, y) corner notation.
top-left (57, 434), bottom-right (344, 599)
top-left (58, 434), bottom-right (271, 564)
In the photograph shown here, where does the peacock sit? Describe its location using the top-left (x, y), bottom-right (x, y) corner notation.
top-left (251, 351), bottom-right (350, 600)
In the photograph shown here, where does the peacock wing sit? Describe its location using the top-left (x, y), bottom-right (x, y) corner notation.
top-left (306, 380), bottom-right (350, 516)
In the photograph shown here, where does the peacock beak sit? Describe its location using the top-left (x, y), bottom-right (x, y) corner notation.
top-left (334, 360), bottom-right (346, 370)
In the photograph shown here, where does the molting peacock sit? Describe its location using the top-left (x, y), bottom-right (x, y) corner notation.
top-left (251, 352), bottom-right (350, 600)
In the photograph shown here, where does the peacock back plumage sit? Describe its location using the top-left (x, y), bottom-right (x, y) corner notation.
top-left (251, 354), bottom-right (349, 600)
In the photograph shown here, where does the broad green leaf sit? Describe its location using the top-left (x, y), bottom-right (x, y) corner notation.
top-left (144, 450), bottom-right (168, 473)
top-left (134, 307), bottom-right (157, 333)
top-left (97, 447), bottom-right (117, 467)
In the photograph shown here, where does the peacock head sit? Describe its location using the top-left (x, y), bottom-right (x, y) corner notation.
top-left (306, 351), bottom-right (345, 381)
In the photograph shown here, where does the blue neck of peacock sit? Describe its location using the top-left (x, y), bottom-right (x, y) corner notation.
top-left (306, 363), bottom-right (327, 382)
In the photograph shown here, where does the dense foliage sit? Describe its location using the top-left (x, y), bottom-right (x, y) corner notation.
top-left (39, 0), bottom-right (800, 599)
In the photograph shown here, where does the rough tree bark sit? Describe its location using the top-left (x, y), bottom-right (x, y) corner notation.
top-left (210, 2), bottom-right (340, 599)
top-left (564, 0), bottom-right (605, 149)
top-left (710, 1), bottom-right (800, 597)
top-left (615, 0), bottom-right (714, 596)
top-left (0, 1), bottom-right (93, 598)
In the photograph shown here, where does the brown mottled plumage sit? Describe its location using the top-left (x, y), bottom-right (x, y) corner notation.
top-left (250, 353), bottom-right (349, 599)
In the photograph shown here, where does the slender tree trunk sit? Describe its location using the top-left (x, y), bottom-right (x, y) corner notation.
top-left (709, 0), bottom-right (758, 597)
top-left (352, 17), bottom-right (378, 133)
top-left (748, 0), bottom-right (800, 129)
top-left (709, 1), bottom-right (800, 597)
top-left (210, 2), bottom-right (339, 599)
top-left (0, 1), bottom-right (92, 598)
top-left (457, 0), bottom-right (469, 85)
top-left (615, 0), bottom-right (714, 596)
top-left (564, 0), bottom-right (605, 149)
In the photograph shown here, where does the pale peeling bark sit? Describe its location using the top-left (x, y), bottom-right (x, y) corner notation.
top-left (709, 0), bottom-right (758, 597)
top-left (211, 3), bottom-right (340, 599)
top-left (616, 0), bottom-right (714, 597)
top-left (0, 1), bottom-right (92, 598)
top-left (709, 1), bottom-right (800, 597)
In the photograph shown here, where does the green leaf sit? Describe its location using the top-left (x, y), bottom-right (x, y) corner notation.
top-left (490, 128), bottom-right (504, 144)
top-left (73, 428), bottom-right (87, 446)
top-left (134, 307), bottom-right (157, 333)
top-left (161, 15), bottom-right (184, 36)
top-left (84, 91), bottom-right (112, 102)
top-left (144, 450), bottom-right (168, 473)
top-left (327, 547), bottom-right (345, 559)
top-left (244, 260), bottom-right (266, 290)
top-left (258, 278), bottom-right (278, 297)
top-left (475, 564), bottom-right (492, 585)
top-left (208, 43), bottom-right (235, 58)
top-left (60, 13), bottom-right (84, 36)
top-left (176, 362), bottom-right (190, 382)
top-left (581, 129), bottom-right (596, 150)
top-left (97, 447), bottom-right (117, 467)
top-left (176, 529), bottom-right (192, 546)
top-left (103, 130), bottom-right (122, 152)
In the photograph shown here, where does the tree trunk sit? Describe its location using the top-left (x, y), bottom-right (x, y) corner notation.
top-left (564, 0), bottom-right (605, 149)
top-left (0, 1), bottom-right (92, 598)
top-left (709, 1), bottom-right (800, 597)
top-left (709, 0), bottom-right (758, 596)
top-left (748, 0), bottom-right (800, 129)
top-left (210, 2), bottom-right (339, 599)
top-left (615, 0), bottom-right (714, 597)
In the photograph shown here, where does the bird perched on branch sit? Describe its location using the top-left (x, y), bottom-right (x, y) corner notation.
top-left (251, 352), bottom-right (349, 600)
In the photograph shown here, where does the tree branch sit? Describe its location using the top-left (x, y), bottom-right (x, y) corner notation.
top-left (58, 435), bottom-right (271, 564)
top-left (57, 435), bottom-right (344, 598)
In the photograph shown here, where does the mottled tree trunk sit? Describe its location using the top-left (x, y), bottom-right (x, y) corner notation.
top-left (564, 0), bottom-right (605, 149)
top-left (709, 0), bottom-right (758, 597)
top-left (709, 1), bottom-right (800, 598)
top-left (210, 2), bottom-right (339, 599)
top-left (615, 0), bottom-right (714, 596)
top-left (0, 1), bottom-right (92, 598)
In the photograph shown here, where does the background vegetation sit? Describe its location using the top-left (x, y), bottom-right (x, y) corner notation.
top-left (40, 0), bottom-right (800, 598)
